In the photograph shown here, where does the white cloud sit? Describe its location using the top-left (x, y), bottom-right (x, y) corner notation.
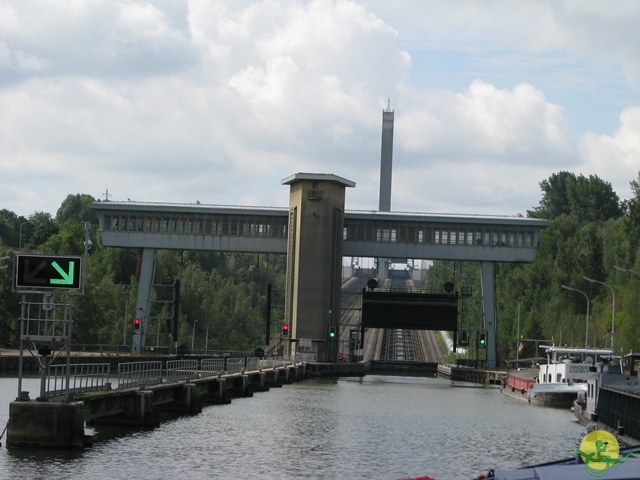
top-left (580, 107), bottom-right (640, 201)
top-left (396, 81), bottom-right (575, 164)
top-left (0, 0), bottom-right (639, 219)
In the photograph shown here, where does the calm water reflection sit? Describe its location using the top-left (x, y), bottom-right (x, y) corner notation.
top-left (1, 375), bottom-right (586, 479)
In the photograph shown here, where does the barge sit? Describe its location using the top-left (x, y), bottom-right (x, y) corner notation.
top-left (501, 346), bottom-right (614, 407)
top-left (573, 353), bottom-right (640, 445)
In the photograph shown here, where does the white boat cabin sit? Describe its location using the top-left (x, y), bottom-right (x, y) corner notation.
top-left (537, 346), bottom-right (615, 385)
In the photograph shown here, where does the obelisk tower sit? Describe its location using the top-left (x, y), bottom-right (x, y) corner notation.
top-left (378, 100), bottom-right (394, 212)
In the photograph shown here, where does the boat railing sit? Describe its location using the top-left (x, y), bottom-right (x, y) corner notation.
top-left (504, 357), bottom-right (546, 371)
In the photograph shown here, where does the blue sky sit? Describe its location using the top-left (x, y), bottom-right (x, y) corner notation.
top-left (1, 0), bottom-right (639, 218)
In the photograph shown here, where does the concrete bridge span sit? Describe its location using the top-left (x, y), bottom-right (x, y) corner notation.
top-left (90, 173), bottom-right (548, 367)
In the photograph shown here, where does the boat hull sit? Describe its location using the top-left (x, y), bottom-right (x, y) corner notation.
top-left (501, 369), bottom-right (586, 408)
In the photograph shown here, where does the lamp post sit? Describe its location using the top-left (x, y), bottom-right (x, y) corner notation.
top-left (614, 265), bottom-right (640, 277)
top-left (19, 221), bottom-right (31, 250)
top-left (191, 319), bottom-right (197, 353)
top-left (561, 284), bottom-right (590, 348)
top-left (583, 276), bottom-right (615, 351)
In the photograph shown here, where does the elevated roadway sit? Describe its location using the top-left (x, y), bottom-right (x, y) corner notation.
top-left (91, 201), bottom-right (546, 263)
top-left (90, 197), bottom-right (548, 367)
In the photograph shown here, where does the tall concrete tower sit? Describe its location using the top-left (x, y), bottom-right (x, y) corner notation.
top-left (378, 101), bottom-right (394, 212)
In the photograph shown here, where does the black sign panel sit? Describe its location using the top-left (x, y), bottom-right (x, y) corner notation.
top-left (362, 291), bottom-right (458, 331)
top-left (17, 255), bottom-right (82, 289)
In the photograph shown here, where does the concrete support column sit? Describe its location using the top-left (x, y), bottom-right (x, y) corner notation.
top-left (481, 261), bottom-right (497, 368)
top-left (7, 401), bottom-right (88, 448)
top-left (134, 390), bottom-right (158, 427)
top-left (281, 173), bottom-right (355, 362)
top-left (179, 383), bottom-right (202, 413)
top-left (132, 248), bottom-right (156, 353)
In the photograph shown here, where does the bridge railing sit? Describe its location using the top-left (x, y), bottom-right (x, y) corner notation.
top-left (261, 355), bottom-right (297, 368)
top-left (46, 363), bottom-right (111, 397)
top-left (200, 358), bottom-right (225, 377)
top-left (226, 357), bottom-right (245, 374)
top-left (44, 356), bottom-right (300, 394)
top-left (118, 361), bottom-right (163, 388)
top-left (166, 359), bottom-right (199, 382)
top-left (245, 357), bottom-right (260, 371)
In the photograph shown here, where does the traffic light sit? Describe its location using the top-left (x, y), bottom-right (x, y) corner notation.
top-left (282, 324), bottom-right (289, 336)
top-left (134, 317), bottom-right (141, 331)
top-left (479, 332), bottom-right (486, 348)
top-left (328, 326), bottom-right (336, 339)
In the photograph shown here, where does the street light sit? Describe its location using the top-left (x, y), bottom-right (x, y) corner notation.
top-left (583, 276), bottom-right (615, 351)
top-left (614, 265), bottom-right (640, 277)
top-left (19, 221), bottom-right (31, 250)
top-left (191, 319), bottom-right (197, 353)
top-left (561, 284), bottom-right (590, 348)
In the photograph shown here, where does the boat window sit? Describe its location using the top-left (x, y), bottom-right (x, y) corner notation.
top-left (547, 374), bottom-right (552, 382)
top-left (557, 373), bottom-right (562, 383)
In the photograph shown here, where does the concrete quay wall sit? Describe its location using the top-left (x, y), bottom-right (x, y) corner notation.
top-left (437, 364), bottom-right (505, 385)
top-left (6, 363), bottom-right (307, 449)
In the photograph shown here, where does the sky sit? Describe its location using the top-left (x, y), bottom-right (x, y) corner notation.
top-left (2, 0), bottom-right (640, 219)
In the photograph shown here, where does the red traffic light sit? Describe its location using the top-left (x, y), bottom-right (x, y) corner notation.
top-left (134, 318), bottom-right (141, 330)
top-left (282, 324), bottom-right (289, 336)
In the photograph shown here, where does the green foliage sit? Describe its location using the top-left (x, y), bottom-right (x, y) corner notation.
top-left (56, 194), bottom-right (99, 224)
top-left (498, 170), bottom-right (640, 359)
top-left (529, 171), bottom-right (622, 222)
top-left (2, 171), bottom-right (640, 359)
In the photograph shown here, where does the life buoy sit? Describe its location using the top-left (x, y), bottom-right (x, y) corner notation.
top-left (338, 352), bottom-right (344, 361)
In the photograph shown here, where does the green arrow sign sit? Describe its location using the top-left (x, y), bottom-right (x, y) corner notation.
top-left (50, 260), bottom-right (75, 285)
top-left (16, 255), bottom-right (82, 289)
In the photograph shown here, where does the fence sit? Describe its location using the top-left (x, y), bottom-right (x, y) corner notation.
top-left (166, 359), bottom-right (199, 382)
top-left (46, 356), bottom-right (297, 396)
top-left (118, 361), bottom-right (164, 388)
top-left (46, 363), bottom-right (111, 397)
top-left (201, 358), bottom-right (226, 376)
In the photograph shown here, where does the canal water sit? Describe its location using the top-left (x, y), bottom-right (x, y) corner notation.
top-left (0, 374), bottom-right (586, 479)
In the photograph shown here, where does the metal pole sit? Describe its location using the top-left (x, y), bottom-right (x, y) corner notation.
top-left (65, 297), bottom-right (74, 402)
top-left (561, 285), bottom-right (589, 348)
top-left (17, 295), bottom-right (26, 400)
top-left (205, 323), bottom-right (210, 352)
top-left (516, 303), bottom-right (520, 363)
top-left (583, 276), bottom-right (615, 351)
top-left (123, 284), bottom-right (131, 346)
top-left (191, 320), bottom-right (197, 353)
top-left (19, 221), bottom-right (30, 251)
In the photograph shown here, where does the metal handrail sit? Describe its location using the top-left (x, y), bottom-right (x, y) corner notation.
top-left (226, 358), bottom-right (245, 373)
top-left (118, 361), bottom-right (163, 388)
top-left (166, 359), bottom-right (199, 382)
top-left (47, 363), bottom-right (111, 397)
top-left (201, 358), bottom-right (225, 377)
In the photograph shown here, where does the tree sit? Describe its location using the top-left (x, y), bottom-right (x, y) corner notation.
top-left (56, 194), bottom-right (98, 224)
top-left (623, 170), bottom-right (640, 258)
top-left (529, 171), bottom-right (622, 222)
top-left (27, 212), bottom-right (59, 251)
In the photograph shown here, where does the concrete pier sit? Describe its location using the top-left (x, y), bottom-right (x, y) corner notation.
top-left (7, 400), bottom-right (88, 449)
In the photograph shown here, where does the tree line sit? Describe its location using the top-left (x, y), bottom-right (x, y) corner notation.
top-left (2, 171), bottom-right (640, 359)
top-left (0, 194), bottom-right (286, 352)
